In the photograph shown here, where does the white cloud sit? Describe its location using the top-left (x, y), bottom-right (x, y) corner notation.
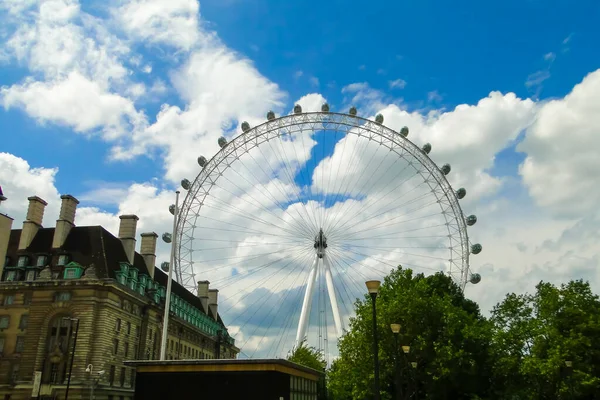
top-left (388, 78), bottom-right (406, 90)
top-left (427, 90), bottom-right (443, 102)
top-left (112, 0), bottom-right (200, 51)
top-left (519, 69), bottom-right (600, 218)
top-left (309, 76), bottom-right (319, 87)
top-left (294, 70), bottom-right (303, 79)
top-left (2, 72), bottom-right (145, 139)
top-left (544, 52), bottom-right (556, 62)
top-left (526, 70), bottom-right (551, 88)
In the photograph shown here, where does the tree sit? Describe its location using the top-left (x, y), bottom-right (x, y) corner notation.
top-left (328, 267), bottom-right (494, 400)
top-left (288, 339), bottom-right (326, 371)
top-left (490, 279), bottom-right (600, 399)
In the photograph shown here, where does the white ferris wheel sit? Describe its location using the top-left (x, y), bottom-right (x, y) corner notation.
top-left (173, 105), bottom-right (482, 359)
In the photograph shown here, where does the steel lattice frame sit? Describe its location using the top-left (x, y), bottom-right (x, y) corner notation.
top-left (175, 112), bottom-right (472, 293)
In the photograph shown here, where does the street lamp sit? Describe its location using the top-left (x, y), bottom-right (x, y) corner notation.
top-left (160, 191), bottom-right (180, 360)
top-left (85, 364), bottom-right (105, 400)
top-left (564, 360), bottom-right (574, 400)
top-left (366, 280), bottom-right (381, 400)
top-left (63, 317), bottom-right (79, 400)
top-left (390, 324), bottom-right (402, 400)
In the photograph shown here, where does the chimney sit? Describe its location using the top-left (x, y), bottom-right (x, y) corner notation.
top-left (118, 215), bottom-right (139, 265)
top-left (0, 213), bottom-right (14, 279)
top-left (208, 288), bottom-right (219, 321)
top-left (52, 195), bottom-right (79, 249)
top-left (140, 232), bottom-right (158, 278)
top-left (198, 281), bottom-right (209, 313)
top-left (18, 196), bottom-right (47, 250)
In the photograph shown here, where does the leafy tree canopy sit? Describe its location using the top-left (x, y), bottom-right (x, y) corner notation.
top-left (288, 339), bottom-right (327, 371)
top-left (328, 267), bottom-right (494, 400)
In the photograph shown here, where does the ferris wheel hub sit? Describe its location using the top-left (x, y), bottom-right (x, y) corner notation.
top-left (313, 228), bottom-right (328, 258)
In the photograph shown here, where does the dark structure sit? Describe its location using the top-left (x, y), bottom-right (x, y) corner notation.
top-left (126, 359), bottom-right (324, 400)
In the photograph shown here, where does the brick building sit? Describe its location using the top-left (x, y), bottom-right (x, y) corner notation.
top-left (0, 194), bottom-right (238, 400)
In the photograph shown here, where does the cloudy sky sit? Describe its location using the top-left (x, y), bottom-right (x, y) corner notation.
top-left (1, 0), bottom-right (599, 359)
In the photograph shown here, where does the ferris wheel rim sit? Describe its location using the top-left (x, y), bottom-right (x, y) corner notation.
top-left (174, 110), bottom-right (473, 292)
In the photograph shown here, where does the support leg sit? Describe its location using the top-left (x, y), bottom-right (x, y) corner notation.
top-left (323, 255), bottom-right (343, 337)
top-left (296, 255), bottom-right (319, 346)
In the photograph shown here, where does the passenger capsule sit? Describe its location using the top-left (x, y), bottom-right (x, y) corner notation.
top-left (349, 106), bottom-right (357, 116)
top-left (456, 188), bottom-right (466, 199)
top-left (218, 137), bottom-right (227, 148)
top-left (161, 261), bottom-right (170, 272)
top-left (471, 243), bottom-right (482, 254)
top-left (469, 273), bottom-right (481, 284)
top-left (162, 233), bottom-right (172, 243)
top-left (294, 104), bottom-right (302, 114)
top-left (321, 103), bottom-right (330, 112)
top-left (241, 121), bottom-right (251, 132)
top-left (466, 215), bottom-right (477, 226)
top-left (181, 179), bottom-right (191, 190)
top-left (400, 126), bottom-right (409, 137)
top-left (169, 204), bottom-right (175, 215)
top-left (197, 156), bottom-right (207, 167)
top-left (441, 164), bottom-right (451, 175)
top-left (375, 114), bottom-right (384, 124)
top-left (267, 111), bottom-right (276, 120)
top-left (422, 143), bottom-right (432, 154)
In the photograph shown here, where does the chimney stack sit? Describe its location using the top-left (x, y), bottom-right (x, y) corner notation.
top-left (0, 213), bottom-right (14, 279)
top-left (118, 215), bottom-right (139, 265)
top-left (197, 281), bottom-right (210, 313)
top-left (208, 288), bottom-right (219, 321)
top-left (140, 232), bottom-right (158, 278)
top-left (18, 196), bottom-right (47, 250)
top-left (52, 195), bottom-right (79, 249)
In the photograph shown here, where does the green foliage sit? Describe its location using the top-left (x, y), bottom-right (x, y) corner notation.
top-left (288, 339), bottom-right (326, 371)
top-left (490, 279), bottom-right (600, 399)
top-left (326, 267), bottom-right (600, 399)
top-left (328, 267), bottom-right (494, 400)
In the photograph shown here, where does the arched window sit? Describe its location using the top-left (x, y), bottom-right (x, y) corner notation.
top-left (43, 315), bottom-right (75, 384)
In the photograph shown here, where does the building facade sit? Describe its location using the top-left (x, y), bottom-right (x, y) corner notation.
top-left (0, 195), bottom-right (238, 400)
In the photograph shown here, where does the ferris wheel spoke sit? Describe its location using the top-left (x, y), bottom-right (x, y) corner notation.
top-left (258, 130), bottom-right (321, 232)
top-left (327, 247), bottom-right (394, 277)
top-left (333, 200), bottom-right (443, 241)
top-left (335, 246), bottom-right (446, 274)
top-left (328, 170), bottom-right (429, 236)
top-left (227, 248), bottom-right (314, 345)
top-left (200, 200), bottom-right (312, 240)
top-left (321, 130), bottom-right (382, 229)
top-left (215, 172), bottom-right (314, 239)
top-left (234, 143), bottom-right (318, 236)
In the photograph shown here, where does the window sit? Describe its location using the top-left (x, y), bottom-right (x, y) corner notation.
top-left (36, 256), bottom-right (47, 267)
top-left (126, 321), bottom-right (131, 335)
top-left (113, 339), bottom-right (119, 355)
top-left (109, 366), bottom-right (115, 386)
top-left (23, 293), bottom-right (32, 306)
top-left (63, 268), bottom-right (81, 279)
top-left (25, 270), bottom-right (36, 282)
top-left (5, 271), bottom-right (16, 282)
top-left (0, 337), bottom-right (5, 353)
top-left (4, 257), bottom-right (9, 267)
top-left (17, 256), bottom-right (28, 267)
top-left (134, 325), bottom-right (139, 338)
top-left (43, 316), bottom-right (75, 384)
top-left (3, 295), bottom-right (14, 306)
top-left (18, 315), bottom-right (28, 330)
top-left (124, 342), bottom-right (129, 358)
top-left (10, 363), bottom-right (19, 382)
top-left (132, 343), bottom-right (138, 359)
top-left (130, 369), bottom-right (135, 388)
top-left (55, 292), bottom-right (71, 302)
top-left (15, 337), bottom-right (24, 353)
top-left (57, 255), bottom-right (69, 266)
top-left (120, 367), bottom-right (126, 386)
top-left (115, 318), bottom-right (121, 332)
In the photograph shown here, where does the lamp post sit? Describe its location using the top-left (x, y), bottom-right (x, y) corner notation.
top-left (564, 360), bottom-right (574, 400)
top-left (63, 317), bottom-right (79, 400)
top-left (85, 364), bottom-right (105, 400)
top-left (366, 280), bottom-right (381, 400)
top-left (160, 191), bottom-right (180, 361)
top-left (390, 324), bottom-right (402, 400)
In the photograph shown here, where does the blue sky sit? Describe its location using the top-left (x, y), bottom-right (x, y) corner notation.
top-left (1, 0), bottom-right (599, 357)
